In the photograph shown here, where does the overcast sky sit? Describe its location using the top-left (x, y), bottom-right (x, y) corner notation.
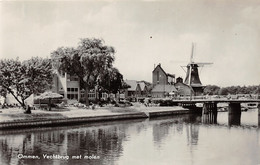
top-left (1, 0), bottom-right (260, 87)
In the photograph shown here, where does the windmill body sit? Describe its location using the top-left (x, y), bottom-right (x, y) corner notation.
top-left (183, 44), bottom-right (212, 96)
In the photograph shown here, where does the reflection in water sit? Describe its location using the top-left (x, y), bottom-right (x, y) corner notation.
top-left (228, 114), bottom-right (241, 126)
top-left (0, 121), bottom-right (132, 165)
top-left (259, 115), bottom-right (260, 128)
top-left (0, 110), bottom-right (259, 165)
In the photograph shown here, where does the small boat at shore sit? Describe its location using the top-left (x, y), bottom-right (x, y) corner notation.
top-left (241, 102), bottom-right (258, 109)
top-left (217, 106), bottom-right (248, 112)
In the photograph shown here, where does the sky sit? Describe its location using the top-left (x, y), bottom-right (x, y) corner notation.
top-left (0, 0), bottom-right (260, 87)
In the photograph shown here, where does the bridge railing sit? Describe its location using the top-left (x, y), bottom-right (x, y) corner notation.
top-left (171, 95), bottom-right (259, 101)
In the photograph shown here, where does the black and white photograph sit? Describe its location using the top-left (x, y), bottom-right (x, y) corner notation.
top-left (0, 0), bottom-right (260, 165)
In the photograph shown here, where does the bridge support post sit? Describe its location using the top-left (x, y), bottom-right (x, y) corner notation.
top-left (228, 103), bottom-right (241, 115)
top-left (202, 102), bottom-right (217, 115)
top-left (202, 102), bottom-right (218, 124)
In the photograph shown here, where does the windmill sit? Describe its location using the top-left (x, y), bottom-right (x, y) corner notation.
top-left (182, 43), bottom-right (213, 96)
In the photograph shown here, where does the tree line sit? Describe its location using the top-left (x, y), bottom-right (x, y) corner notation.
top-left (0, 38), bottom-right (127, 108)
top-left (203, 85), bottom-right (260, 95)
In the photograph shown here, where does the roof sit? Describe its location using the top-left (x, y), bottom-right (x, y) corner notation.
top-left (138, 82), bottom-right (146, 91)
top-left (152, 84), bottom-right (177, 93)
top-left (152, 64), bottom-right (167, 76)
top-left (125, 80), bottom-right (138, 91)
top-left (153, 64), bottom-right (175, 79)
top-left (167, 73), bottom-right (175, 78)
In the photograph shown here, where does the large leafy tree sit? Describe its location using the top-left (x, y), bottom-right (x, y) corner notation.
top-left (0, 57), bottom-right (53, 108)
top-left (99, 67), bottom-right (129, 94)
top-left (51, 38), bottom-right (115, 105)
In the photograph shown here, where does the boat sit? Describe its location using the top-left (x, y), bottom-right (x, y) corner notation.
top-left (241, 102), bottom-right (258, 109)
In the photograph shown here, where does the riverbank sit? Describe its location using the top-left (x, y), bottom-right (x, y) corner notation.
top-left (0, 104), bottom-right (195, 129)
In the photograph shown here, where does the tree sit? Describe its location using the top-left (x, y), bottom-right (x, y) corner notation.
top-left (51, 38), bottom-right (115, 105)
top-left (99, 67), bottom-right (129, 95)
top-left (218, 88), bottom-right (229, 95)
top-left (0, 57), bottom-right (53, 108)
top-left (203, 85), bottom-right (220, 95)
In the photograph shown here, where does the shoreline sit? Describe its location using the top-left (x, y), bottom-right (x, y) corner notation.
top-left (0, 105), bottom-right (198, 129)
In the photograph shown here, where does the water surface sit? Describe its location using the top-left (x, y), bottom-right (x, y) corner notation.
top-left (0, 109), bottom-right (259, 165)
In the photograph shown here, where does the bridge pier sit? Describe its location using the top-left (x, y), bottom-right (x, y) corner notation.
top-left (258, 103), bottom-right (260, 116)
top-left (258, 115), bottom-right (260, 128)
top-left (228, 103), bottom-right (241, 114)
top-left (228, 114), bottom-right (241, 126)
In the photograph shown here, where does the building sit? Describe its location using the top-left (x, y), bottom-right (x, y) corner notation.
top-left (151, 64), bottom-right (177, 97)
top-left (174, 77), bottom-right (193, 96)
top-left (124, 80), bottom-right (150, 100)
top-left (151, 84), bottom-right (177, 98)
top-left (152, 63), bottom-right (175, 85)
top-left (52, 71), bottom-right (81, 103)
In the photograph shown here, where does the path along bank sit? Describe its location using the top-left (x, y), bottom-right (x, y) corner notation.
top-left (0, 105), bottom-right (199, 129)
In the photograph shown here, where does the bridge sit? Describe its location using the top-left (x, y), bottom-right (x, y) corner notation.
top-left (170, 98), bottom-right (260, 115)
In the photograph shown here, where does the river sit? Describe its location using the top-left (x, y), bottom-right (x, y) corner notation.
top-left (0, 109), bottom-right (259, 165)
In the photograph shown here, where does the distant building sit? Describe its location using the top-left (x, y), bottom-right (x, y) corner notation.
top-left (151, 84), bottom-right (177, 98)
top-left (174, 77), bottom-right (193, 96)
top-left (152, 63), bottom-right (175, 85)
top-left (124, 80), bottom-right (150, 100)
top-left (151, 64), bottom-right (177, 97)
top-left (52, 71), bottom-right (110, 103)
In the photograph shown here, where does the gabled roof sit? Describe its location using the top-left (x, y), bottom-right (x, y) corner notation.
top-left (125, 80), bottom-right (138, 91)
top-left (167, 73), bottom-right (175, 78)
top-left (153, 64), bottom-right (175, 79)
top-left (151, 84), bottom-right (177, 93)
top-left (152, 64), bottom-right (167, 76)
top-left (138, 82), bottom-right (146, 91)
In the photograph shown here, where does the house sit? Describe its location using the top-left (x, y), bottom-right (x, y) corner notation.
top-left (124, 80), bottom-right (150, 100)
top-left (138, 81), bottom-right (151, 97)
top-left (151, 64), bottom-right (177, 97)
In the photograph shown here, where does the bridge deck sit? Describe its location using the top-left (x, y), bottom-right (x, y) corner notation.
top-left (170, 99), bottom-right (260, 104)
